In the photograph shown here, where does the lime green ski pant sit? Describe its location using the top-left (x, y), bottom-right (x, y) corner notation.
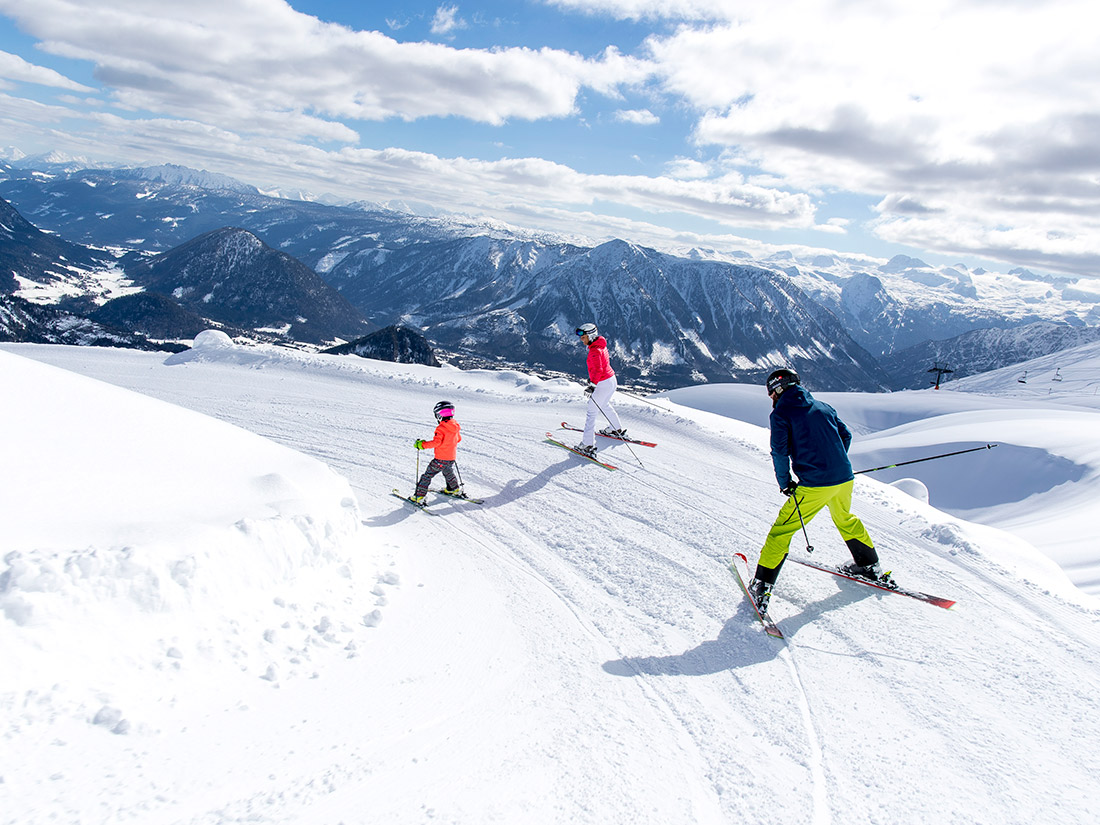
top-left (758, 480), bottom-right (874, 571)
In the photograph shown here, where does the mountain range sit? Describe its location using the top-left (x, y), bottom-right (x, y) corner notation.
top-left (124, 226), bottom-right (371, 344)
top-left (1, 157), bottom-right (1098, 390)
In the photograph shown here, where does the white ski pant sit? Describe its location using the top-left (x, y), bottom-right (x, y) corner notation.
top-left (583, 375), bottom-right (623, 446)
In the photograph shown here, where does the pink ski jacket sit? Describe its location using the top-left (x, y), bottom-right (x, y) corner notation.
top-left (586, 336), bottom-right (615, 383)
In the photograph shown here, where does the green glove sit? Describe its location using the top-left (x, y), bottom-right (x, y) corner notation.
top-left (415, 439), bottom-right (425, 450)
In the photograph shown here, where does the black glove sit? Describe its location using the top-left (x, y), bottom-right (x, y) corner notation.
top-left (781, 482), bottom-right (798, 496)
top-left (584, 383), bottom-right (595, 396)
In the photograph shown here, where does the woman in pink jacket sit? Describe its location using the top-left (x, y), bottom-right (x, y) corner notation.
top-left (574, 322), bottom-right (626, 458)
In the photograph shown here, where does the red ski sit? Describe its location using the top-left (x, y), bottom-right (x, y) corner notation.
top-left (559, 422), bottom-right (656, 447)
top-left (544, 433), bottom-right (618, 470)
top-left (730, 552), bottom-right (784, 639)
top-left (791, 558), bottom-right (956, 609)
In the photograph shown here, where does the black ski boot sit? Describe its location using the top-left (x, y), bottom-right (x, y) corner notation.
top-left (841, 561), bottom-right (894, 587)
top-left (748, 578), bottom-right (774, 613)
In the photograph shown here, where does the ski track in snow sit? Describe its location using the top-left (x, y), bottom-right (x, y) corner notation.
top-left (3, 342), bottom-right (1100, 824)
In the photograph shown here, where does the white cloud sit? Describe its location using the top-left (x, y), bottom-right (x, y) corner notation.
top-left (870, 212), bottom-right (1100, 277)
top-left (664, 157), bottom-right (709, 179)
top-left (630, 0), bottom-right (1100, 275)
top-left (543, 0), bottom-right (732, 21)
top-left (0, 0), bottom-right (651, 137)
top-left (4, 0), bottom-right (1100, 277)
top-left (2, 96), bottom-right (817, 235)
top-left (430, 5), bottom-right (467, 36)
top-left (0, 49), bottom-right (94, 92)
top-left (613, 108), bottom-right (659, 125)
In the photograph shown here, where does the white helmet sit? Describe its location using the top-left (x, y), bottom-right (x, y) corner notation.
top-left (575, 322), bottom-right (598, 338)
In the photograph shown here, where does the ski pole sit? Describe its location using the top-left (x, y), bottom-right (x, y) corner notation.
top-left (592, 391), bottom-right (643, 468)
top-left (854, 444), bottom-right (997, 475)
top-left (791, 492), bottom-right (814, 554)
top-left (618, 388), bottom-right (676, 413)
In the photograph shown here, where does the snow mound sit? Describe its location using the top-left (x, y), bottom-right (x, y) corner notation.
top-left (889, 477), bottom-right (929, 503)
top-left (0, 349), bottom-right (376, 734)
top-left (191, 328), bottom-right (234, 349)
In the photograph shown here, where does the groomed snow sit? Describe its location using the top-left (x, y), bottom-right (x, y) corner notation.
top-left (2, 337), bottom-right (1100, 825)
top-left (663, 341), bottom-right (1100, 594)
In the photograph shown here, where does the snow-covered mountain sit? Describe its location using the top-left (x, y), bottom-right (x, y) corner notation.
top-left (2, 339), bottom-right (1098, 824)
top-left (88, 291), bottom-right (213, 341)
top-left (0, 194), bottom-right (127, 306)
top-left (2, 161), bottom-right (1098, 389)
top-left (779, 254), bottom-right (1099, 357)
top-left (882, 321), bottom-right (1100, 389)
top-left (328, 235), bottom-right (889, 389)
top-left (323, 324), bottom-right (441, 366)
top-left (0, 294), bottom-right (178, 350)
top-left (125, 227), bottom-right (372, 345)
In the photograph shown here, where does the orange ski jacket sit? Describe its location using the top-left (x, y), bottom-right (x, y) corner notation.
top-left (422, 418), bottom-right (462, 460)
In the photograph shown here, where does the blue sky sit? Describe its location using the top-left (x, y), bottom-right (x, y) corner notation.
top-left (2, 0), bottom-right (1100, 279)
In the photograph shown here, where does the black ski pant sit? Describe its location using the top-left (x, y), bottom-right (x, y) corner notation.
top-left (415, 458), bottom-right (460, 497)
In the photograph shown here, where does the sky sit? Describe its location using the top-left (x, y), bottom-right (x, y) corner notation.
top-left (2, 0), bottom-right (1100, 279)
top-left (3, 338), bottom-right (1100, 823)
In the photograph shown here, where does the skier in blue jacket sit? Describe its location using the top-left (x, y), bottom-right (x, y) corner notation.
top-left (748, 368), bottom-right (885, 613)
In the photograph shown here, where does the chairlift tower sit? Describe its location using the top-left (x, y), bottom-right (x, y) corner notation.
top-left (928, 362), bottom-right (953, 390)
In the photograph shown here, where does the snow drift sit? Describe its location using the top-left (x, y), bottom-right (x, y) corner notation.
top-left (2, 337), bottom-right (1099, 825)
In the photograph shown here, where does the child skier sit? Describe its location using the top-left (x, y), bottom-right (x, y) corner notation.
top-left (410, 401), bottom-right (462, 504)
top-left (574, 322), bottom-right (626, 458)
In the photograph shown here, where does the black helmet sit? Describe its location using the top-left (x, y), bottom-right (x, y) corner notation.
top-left (433, 400), bottom-right (455, 421)
top-left (575, 322), bottom-right (598, 338)
top-left (766, 368), bottom-right (800, 396)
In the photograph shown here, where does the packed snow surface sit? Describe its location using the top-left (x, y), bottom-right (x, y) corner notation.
top-left (2, 337), bottom-right (1100, 825)
top-left (663, 340), bottom-right (1100, 595)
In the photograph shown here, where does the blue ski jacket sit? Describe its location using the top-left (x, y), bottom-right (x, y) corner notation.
top-left (769, 385), bottom-right (854, 490)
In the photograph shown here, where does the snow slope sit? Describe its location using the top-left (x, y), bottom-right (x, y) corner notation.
top-left (3, 338), bottom-right (1100, 825)
top-left (663, 341), bottom-right (1100, 594)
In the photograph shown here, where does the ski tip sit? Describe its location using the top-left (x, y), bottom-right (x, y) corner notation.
top-left (733, 552), bottom-right (748, 564)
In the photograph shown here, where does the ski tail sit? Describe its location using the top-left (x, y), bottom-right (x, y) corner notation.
top-left (391, 489), bottom-right (439, 514)
top-left (437, 488), bottom-right (484, 504)
top-left (731, 552), bottom-right (784, 639)
top-left (791, 558), bottom-right (955, 609)
top-left (544, 433), bottom-right (618, 470)
top-left (559, 422), bottom-right (656, 447)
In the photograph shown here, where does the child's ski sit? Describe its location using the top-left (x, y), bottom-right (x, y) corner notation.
top-left (436, 488), bottom-right (484, 504)
top-left (730, 552), bottom-right (784, 639)
top-left (544, 433), bottom-right (618, 470)
top-left (559, 422), bottom-right (657, 447)
top-left (391, 489), bottom-right (440, 514)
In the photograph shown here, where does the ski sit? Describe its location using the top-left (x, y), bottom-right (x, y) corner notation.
top-left (436, 488), bottom-right (484, 504)
top-left (544, 433), bottom-right (618, 470)
top-left (730, 552), bottom-right (784, 639)
top-left (791, 558), bottom-right (956, 609)
top-left (391, 489), bottom-right (440, 515)
top-left (559, 422), bottom-right (657, 447)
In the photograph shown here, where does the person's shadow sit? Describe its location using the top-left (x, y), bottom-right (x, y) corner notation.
top-left (603, 590), bottom-right (875, 676)
top-left (361, 457), bottom-right (577, 526)
top-left (469, 457), bottom-right (575, 509)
